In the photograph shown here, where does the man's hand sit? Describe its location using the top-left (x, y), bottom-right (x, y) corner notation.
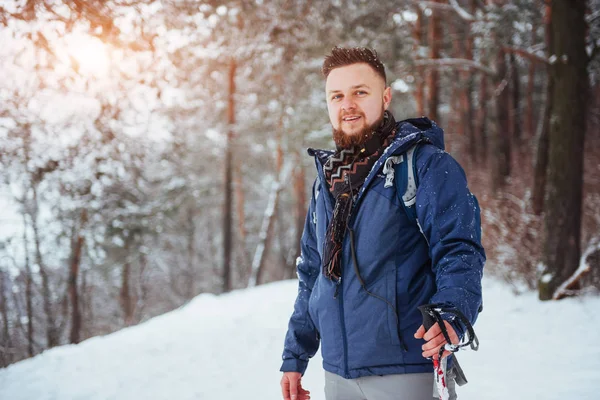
top-left (414, 320), bottom-right (459, 360)
top-left (281, 372), bottom-right (311, 400)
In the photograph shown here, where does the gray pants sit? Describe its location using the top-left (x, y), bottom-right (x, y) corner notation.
top-left (324, 368), bottom-right (457, 400)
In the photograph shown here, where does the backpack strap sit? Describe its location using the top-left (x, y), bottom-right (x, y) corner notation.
top-left (312, 175), bottom-right (321, 225)
top-left (382, 143), bottom-right (420, 224)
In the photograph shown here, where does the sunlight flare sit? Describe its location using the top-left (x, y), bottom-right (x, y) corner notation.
top-left (63, 34), bottom-right (110, 77)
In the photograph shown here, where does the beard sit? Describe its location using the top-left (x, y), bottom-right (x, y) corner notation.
top-left (332, 109), bottom-right (385, 149)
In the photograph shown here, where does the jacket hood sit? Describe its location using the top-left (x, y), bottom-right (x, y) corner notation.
top-left (395, 117), bottom-right (444, 151)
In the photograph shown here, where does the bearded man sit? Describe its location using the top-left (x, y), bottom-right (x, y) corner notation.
top-left (280, 47), bottom-right (485, 400)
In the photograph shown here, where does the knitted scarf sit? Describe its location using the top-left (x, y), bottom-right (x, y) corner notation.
top-left (322, 111), bottom-right (396, 281)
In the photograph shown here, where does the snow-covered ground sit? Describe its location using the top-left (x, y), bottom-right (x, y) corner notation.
top-left (1, 277), bottom-right (598, 400)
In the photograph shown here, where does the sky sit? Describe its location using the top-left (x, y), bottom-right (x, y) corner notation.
top-left (0, 276), bottom-right (599, 400)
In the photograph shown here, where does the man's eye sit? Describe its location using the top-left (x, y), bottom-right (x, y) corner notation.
top-left (356, 91), bottom-right (367, 95)
top-left (332, 95), bottom-right (342, 100)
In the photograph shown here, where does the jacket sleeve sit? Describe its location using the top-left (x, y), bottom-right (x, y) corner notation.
top-left (415, 145), bottom-right (486, 335)
top-left (280, 179), bottom-right (321, 375)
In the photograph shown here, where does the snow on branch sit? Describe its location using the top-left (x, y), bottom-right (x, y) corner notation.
top-left (552, 262), bottom-right (591, 300)
top-left (502, 46), bottom-right (549, 65)
top-left (448, 0), bottom-right (474, 21)
top-left (412, 1), bottom-right (456, 12)
top-left (552, 241), bottom-right (599, 300)
top-left (586, 10), bottom-right (600, 23)
top-left (413, 58), bottom-right (496, 76)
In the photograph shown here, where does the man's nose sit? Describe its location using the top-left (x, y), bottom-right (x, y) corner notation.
top-left (341, 97), bottom-right (356, 111)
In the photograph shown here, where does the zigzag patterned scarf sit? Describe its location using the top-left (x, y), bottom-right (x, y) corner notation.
top-left (322, 111), bottom-right (396, 281)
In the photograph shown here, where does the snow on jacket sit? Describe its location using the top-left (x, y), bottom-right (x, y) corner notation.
top-left (280, 118), bottom-right (485, 379)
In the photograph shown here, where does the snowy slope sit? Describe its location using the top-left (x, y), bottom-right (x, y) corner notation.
top-left (0, 277), bottom-right (599, 400)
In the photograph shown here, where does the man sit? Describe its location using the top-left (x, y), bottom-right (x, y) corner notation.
top-left (280, 47), bottom-right (485, 400)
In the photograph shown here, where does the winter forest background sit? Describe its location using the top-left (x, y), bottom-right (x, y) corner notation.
top-left (0, 0), bottom-right (599, 369)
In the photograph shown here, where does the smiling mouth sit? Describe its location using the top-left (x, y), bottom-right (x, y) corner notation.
top-left (342, 116), bottom-right (361, 123)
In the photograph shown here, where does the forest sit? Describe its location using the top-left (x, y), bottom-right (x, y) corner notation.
top-left (0, 0), bottom-right (599, 368)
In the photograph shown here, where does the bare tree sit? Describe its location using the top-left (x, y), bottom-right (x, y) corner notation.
top-left (222, 58), bottom-right (236, 293)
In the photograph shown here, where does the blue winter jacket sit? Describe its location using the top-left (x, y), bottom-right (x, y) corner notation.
top-left (281, 118), bottom-right (485, 379)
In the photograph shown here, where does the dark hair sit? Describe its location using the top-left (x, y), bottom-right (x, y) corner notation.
top-left (322, 46), bottom-right (386, 84)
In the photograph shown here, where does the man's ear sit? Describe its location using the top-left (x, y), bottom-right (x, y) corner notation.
top-left (383, 86), bottom-right (392, 110)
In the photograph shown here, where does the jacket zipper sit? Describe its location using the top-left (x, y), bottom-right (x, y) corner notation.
top-left (339, 168), bottom-right (350, 379)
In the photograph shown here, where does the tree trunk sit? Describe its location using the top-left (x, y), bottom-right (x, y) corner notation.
top-left (412, 6), bottom-right (425, 116)
top-left (532, 79), bottom-right (552, 215)
top-left (498, 49), bottom-right (511, 181)
top-left (0, 269), bottom-right (13, 367)
top-left (491, 48), bottom-right (511, 193)
top-left (185, 209), bottom-right (196, 299)
top-left (538, 0), bottom-right (588, 300)
top-left (525, 25), bottom-right (537, 139)
top-left (509, 53), bottom-right (521, 145)
top-left (234, 163), bottom-right (251, 278)
top-left (59, 289), bottom-right (69, 341)
top-left (449, 17), bottom-right (462, 140)
top-left (22, 213), bottom-right (34, 357)
top-left (30, 185), bottom-right (58, 348)
top-left (137, 252), bottom-right (148, 319)
top-left (532, 3), bottom-right (553, 216)
top-left (81, 268), bottom-right (90, 339)
top-left (463, 2), bottom-right (476, 162)
top-left (120, 253), bottom-right (134, 326)
top-left (475, 74), bottom-right (489, 161)
top-left (69, 209), bottom-right (87, 344)
top-left (426, 0), bottom-right (441, 123)
top-left (222, 57), bottom-right (236, 293)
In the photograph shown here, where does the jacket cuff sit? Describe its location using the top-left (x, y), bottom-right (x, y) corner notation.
top-left (280, 358), bottom-right (309, 375)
